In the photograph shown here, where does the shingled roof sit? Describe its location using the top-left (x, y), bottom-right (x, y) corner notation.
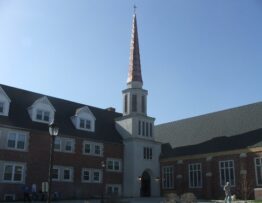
top-left (156, 102), bottom-right (262, 148)
top-left (0, 84), bottom-right (123, 143)
top-left (161, 128), bottom-right (262, 158)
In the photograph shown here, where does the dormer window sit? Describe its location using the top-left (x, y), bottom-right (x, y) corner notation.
top-left (0, 86), bottom-right (11, 116)
top-left (36, 110), bottom-right (50, 122)
top-left (79, 119), bottom-right (91, 130)
top-left (71, 106), bottom-right (96, 132)
top-left (28, 96), bottom-right (55, 124)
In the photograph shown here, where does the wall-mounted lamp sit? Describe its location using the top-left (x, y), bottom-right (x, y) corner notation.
top-left (155, 177), bottom-right (160, 182)
top-left (138, 176), bottom-right (142, 181)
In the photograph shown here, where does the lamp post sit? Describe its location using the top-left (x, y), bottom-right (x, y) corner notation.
top-left (101, 161), bottom-right (106, 203)
top-left (47, 121), bottom-right (59, 203)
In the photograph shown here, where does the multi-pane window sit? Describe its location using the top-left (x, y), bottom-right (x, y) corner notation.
top-left (54, 138), bottom-right (61, 151)
top-left (141, 95), bottom-right (145, 113)
top-left (7, 132), bottom-right (26, 150)
top-left (162, 166), bottom-right (174, 189)
top-left (36, 110), bottom-right (50, 122)
top-left (107, 184), bottom-right (121, 195)
top-left (255, 157), bottom-right (262, 185)
top-left (82, 168), bottom-right (102, 183)
top-left (82, 169), bottom-right (90, 182)
top-left (52, 166), bottom-right (73, 182)
top-left (65, 140), bottom-right (73, 152)
top-left (52, 168), bottom-right (59, 180)
top-left (79, 118), bottom-right (91, 130)
top-left (83, 141), bottom-right (103, 156)
top-left (0, 102), bottom-right (4, 113)
top-left (219, 160), bottom-right (235, 186)
top-left (107, 159), bottom-right (121, 172)
top-left (188, 163), bottom-right (202, 188)
top-left (3, 164), bottom-right (24, 183)
top-left (124, 94), bottom-right (128, 113)
top-left (132, 94), bottom-right (137, 112)
top-left (93, 170), bottom-right (101, 182)
top-left (63, 168), bottom-right (72, 181)
top-left (143, 147), bottom-right (152, 160)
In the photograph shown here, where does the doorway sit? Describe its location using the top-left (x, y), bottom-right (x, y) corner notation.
top-left (140, 171), bottom-right (151, 197)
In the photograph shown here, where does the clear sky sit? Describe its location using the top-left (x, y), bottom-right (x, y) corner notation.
top-left (0, 0), bottom-right (261, 124)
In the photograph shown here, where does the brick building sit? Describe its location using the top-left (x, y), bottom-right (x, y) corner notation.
top-left (156, 103), bottom-right (262, 199)
top-left (0, 11), bottom-right (262, 201)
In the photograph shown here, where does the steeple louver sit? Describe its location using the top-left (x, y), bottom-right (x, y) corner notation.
top-left (127, 14), bottom-right (143, 84)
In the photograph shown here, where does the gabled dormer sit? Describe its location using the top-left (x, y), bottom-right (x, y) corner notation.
top-left (0, 86), bottom-right (11, 116)
top-left (28, 96), bottom-right (55, 124)
top-left (71, 106), bottom-right (96, 132)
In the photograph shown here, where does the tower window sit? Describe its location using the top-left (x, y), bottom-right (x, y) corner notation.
top-left (124, 94), bottom-right (128, 113)
top-left (142, 121), bottom-right (145, 136)
top-left (138, 121), bottom-right (141, 135)
top-left (132, 94), bottom-right (137, 112)
top-left (141, 95), bottom-right (145, 113)
top-left (146, 123), bottom-right (149, 137)
top-left (150, 123), bottom-right (153, 137)
top-left (143, 147), bottom-right (152, 160)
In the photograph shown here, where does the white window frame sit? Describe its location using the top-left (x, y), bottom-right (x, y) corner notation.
top-left (83, 141), bottom-right (103, 157)
top-left (106, 184), bottom-right (121, 196)
top-left (92, 169), bottom-right (102, 183)
top-left (106, 159), bottom-right (121, 172)
top-left (35, 109), bottom-right (50, 123)
top-left (2, 163), bottom-right (25, 183)
top-left (52, 167), bottom-right (60, 181)
top-left (54, 137), bottom-right (62, 151)
top-left (219, 160), bottom-right (235, 187)
top-left (79, 118), bottom-right (91, 130)
top-left (62, 168), bottom-right (73, 182)
top-left (7, 132), bottom-right (27, 151)
top-left (188, 163), bottom-right (202, 188)
top-left (64, 139), bottom-right (74, 152)
top-left (162, 166), bottom-right (174, 189)
top-left (255, 157), bottom-right (262, 186)
top-left (82, 168), bottom-right (91, 183)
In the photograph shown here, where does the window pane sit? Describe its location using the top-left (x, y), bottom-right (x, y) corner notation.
top-left (107, 161), bottom-right (113, 170)
top-left (83, 170), bottom-right (90, 181)
top-left (63, 169), bottom-right (70, 180)
top-left (14, 166), bottom-right (23, 181)
top-left (4, 165), bottom-right (13, 181)
top-left (52, 168), bottom-right (59, 180)
top-left (65, 141), bottom-right (72, 151)
top-left (43, 111), bottom-right (50, 122)
top-left (36, 110), bottom-right (42, 120)
top-left (7, 133), bottom-right (16, 148)
top-left (54, 138), bottom-right (61, 151)
top-left (132, 94), bottom-right (137, 112)
top-left (114, 161), bottom-right (120, 171)
top-left (94, 145), bottom-right (100, 155)
top-left (17, 134), bottom-right (25, 149)
top-left (93, 171), bottom-right (100, 181)
top-left (80, 119), bottom-right (85, 128)
top-left (84, 144), bottom-right (91, 153)
top-left (85, 120), bottom-right (91, 129)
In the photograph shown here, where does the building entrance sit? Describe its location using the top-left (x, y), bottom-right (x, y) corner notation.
top-left (140, 171), bottom-right (151, 197)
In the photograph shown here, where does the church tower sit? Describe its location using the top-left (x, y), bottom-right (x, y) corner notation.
top-left (116, 12), bottom-right (161, 197)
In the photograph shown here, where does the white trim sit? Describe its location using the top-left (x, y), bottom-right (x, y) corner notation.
top-left (162, 165), bottom-right (174, 189)
top-left (2, 162), bottom-right (25, 183)
top-left (219, 160), bottom-right (235, 187)
top-left (254, 157), bottom-right (262, 186)
top-left (92, 169), bottom-right (102, 183)
top-left (82, 141), bottom-right (103, 157)
top-left (106, 158), bottom-right (122, 172)
top-left (188, 163), bottom-right (202, 188)
top-left (81, 168), bottom-right (91, 183)
top-left (6, 131), bottom-right (27, 151)
top-left (61, 167), bottom-right (73, 182)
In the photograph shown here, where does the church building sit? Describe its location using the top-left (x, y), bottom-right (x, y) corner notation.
top-left (0, 12), bottom-right (261, 201)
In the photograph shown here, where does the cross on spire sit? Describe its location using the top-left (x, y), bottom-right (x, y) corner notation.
top-left (133, 5), bottom-right (137, 14)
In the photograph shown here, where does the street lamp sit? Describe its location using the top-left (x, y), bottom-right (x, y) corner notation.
top-left (101, 161), bottom-right (106, 203)
top-left (47, 121), bottom-right (59, 203)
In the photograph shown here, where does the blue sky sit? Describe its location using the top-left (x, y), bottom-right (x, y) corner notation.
top-left (0, 0), bottom-right (261, 124)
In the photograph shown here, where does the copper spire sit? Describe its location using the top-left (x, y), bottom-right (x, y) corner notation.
top-left (127, 12), bottom-right (143, 84)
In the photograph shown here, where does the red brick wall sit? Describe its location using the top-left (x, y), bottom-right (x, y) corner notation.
top-left (160, 151), bottom-right (262, 200)
top-left (0, 129), bottom-right (123, 200)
